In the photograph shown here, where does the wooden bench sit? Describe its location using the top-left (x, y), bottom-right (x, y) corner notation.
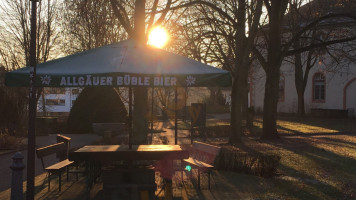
top-left (182, 141), bottom-right (221, 189)
top-left (36, 142), bottom-right (74, 191)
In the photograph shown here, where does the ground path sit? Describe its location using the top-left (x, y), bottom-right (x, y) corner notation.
top-left (0, 134), bottom-right (101, 192)
top-left (2, 114), bottom-right (353, 199)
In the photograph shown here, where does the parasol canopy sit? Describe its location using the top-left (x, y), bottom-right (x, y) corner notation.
top-left (5, 39), bottom-right (231, 87)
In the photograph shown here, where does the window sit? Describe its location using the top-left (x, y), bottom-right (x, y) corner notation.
top-left (72, 88), bottom-right (80, 95)
top-left (313, 73), bottom-right (325, 102)
top-left (278, 75), bottom-right (285, 102)
top-left (46, 99), bottom-right (65, 106)
top-left (45, 88), bottom-right (66, 94)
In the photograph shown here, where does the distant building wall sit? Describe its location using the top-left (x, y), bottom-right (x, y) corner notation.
top-left (37, 88), bottom-right (82, 116)
top-left (252, 57), bottom-right (356, 116)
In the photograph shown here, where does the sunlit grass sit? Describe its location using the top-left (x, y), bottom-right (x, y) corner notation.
top-left (245, 134), bottom-right (356, 199)
top-left (155, 116), bottom-right (356, 199)
top-left (253, 117), bottom-right (340, 135)
top-left (277, 119), bottom-right (338, 134)
top-left (208, 134), bottom-right (356, 199)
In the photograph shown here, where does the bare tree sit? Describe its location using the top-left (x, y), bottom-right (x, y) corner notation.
top-left (253, 0), bottom-right (356, 139)
top-left (168, 0), bottom-right (263, 143)
top-left (0, 0), bottom-right (62, 116)
top-left (62, 0), bottom-right (127, 53)
top-left (285, 0), bottom-right (356, 116)
top-left (0, 66), bottom-right (25, 134)
top-left (0, 0), bottom-right (61, 68)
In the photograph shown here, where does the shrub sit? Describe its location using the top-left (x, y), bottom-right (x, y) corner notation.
top-left (91, 135), bottom-right (129, 145)
top-left (204, 88), bottom-right (230, 114)
top-left (0, 133), bottom-right (22, 150)
top-left (66, 87), bottom-right (128, 133)
top-left (36, 117), bottom-right (58, 135)
top-left (191, 125), bottom-right (231, 138)
top-left (0, 87), bottom-right (28, 135)
top-left (214, 145), bottom-right (281, 178)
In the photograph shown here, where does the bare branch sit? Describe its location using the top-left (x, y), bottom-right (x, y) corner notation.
top-left (283, 12), bottom-right (356, 54)
top-left (110, 0), bottom-right (134, 37)
top-left (165, 0), bottom-right (237, 27)
top-left (286, 35), bottom-right (356, 56)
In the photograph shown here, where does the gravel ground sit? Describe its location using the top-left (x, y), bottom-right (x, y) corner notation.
top-left (0, 133), bottom-right (101, 192)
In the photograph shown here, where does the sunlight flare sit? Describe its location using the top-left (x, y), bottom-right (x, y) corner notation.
top-left (148, 26), bottom-right (169, 48)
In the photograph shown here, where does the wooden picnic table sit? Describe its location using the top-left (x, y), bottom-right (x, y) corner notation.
top-left (69, 145), bottom-right (189, 199)
top-left (69, 144), bottom-right (189, 161)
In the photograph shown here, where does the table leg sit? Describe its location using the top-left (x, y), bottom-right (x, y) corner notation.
top-left (93, 161), bottom-right (101, 183)
top-left (164, 178), bottom-right (173, 200)
top-left (160, 159), bottom-right (174, 200)
top-left (85, 161), bottom-right (93, 198)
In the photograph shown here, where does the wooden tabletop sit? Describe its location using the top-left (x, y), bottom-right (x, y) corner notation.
top-left (69, 145), bottom-right (189, 161)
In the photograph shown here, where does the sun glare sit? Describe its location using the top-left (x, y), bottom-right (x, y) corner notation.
top-left (148, 27), bottom-right (169, 48)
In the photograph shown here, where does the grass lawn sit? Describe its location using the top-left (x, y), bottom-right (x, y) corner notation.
top-left (169, 119), bottom-right (230, 130)
top-left (170, 115), bottom-right (356, 135)
top-left (184, 115), bottom-right (356, 199)
top-left (253, 115), bottom-right (356, 135)
top-left (245, 135), bottom-right (356, 199)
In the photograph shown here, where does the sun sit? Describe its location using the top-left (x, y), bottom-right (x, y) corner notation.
top-left (148, 27), bottom-right (169, 48)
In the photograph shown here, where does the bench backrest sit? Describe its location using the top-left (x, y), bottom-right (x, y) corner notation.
top-left (36, 142), bottom-right (66, 158)
top-left (57, 134), bottom-right (71, 143)
top-left (56, 134), bottom-right (71, 160)
top-left (36, 142), bottom-right (66, 170)
top-left (191, 141), bottom-right (221, 164)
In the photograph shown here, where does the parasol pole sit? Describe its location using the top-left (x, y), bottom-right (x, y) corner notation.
top-left (27, 0), bottom-right (38, 199)
top-left (175, 87), bottom-right (178, 144)
top-left (151, 86), bottom-right (154, 144)
top-left (129, 86), bottom-right (132, 149)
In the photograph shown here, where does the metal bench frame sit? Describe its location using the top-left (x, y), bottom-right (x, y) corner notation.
top-left (36, 142), bottom-right (73, 191)
top-left (182, 141), bottom-right (221, 189)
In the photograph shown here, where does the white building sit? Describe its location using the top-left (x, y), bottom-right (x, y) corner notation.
top-left (250, 0), bottom-right (356, 117)
top-left (37, 88), bottom-right (82, 116)
top-left (251, 25), bottom-right (356, 116)
top-left (251, 59), bottom-right (356, 116)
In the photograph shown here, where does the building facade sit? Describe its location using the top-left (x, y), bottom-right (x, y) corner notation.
top-left (251, 58), bottom-right (356, 116)
top-left (37, 88), bottom-right (82, 116)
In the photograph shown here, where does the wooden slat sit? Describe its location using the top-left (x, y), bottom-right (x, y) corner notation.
top-left (56, 134), bottom-right (71, 160)
top-left (69, 145), bottom-right (189, 161)
top-left (36, 142), bottom-right (66, 158)
top-left (104, 184), bottom-right (156, 189)
top-left (75, 145), bottom-right (184, 152)
top-left (193, 141), bottom-right (221, 156)
top-left (45, 159), bottom-right (73, 171)
top-left (183, 158), bottom-right (213, 168)
top-left (57, 134), bottom-right (71, 142)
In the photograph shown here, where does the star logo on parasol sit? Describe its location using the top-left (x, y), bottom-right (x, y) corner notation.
top-left (41, 75), bottom-right (52, 85)
top-left (186, 75), bottom-right (196, 86)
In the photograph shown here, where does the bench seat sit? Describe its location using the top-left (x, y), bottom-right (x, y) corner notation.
top-left (45, 159), bottom-right (73, 172)
top-left (36, 139), bottom-right (74, 192)
top-left (183, 158), bottom-right (213, 169)
top-left (182, 141), bottom-right (221, 189)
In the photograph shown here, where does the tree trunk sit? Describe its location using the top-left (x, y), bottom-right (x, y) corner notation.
top-left (241, 66), bottom-right (249, 128)
top-left (261, 1), bottom-right (286, 139)
top-left (132, 0), bottom-right (148, 144)
top-left (294, 51), bottom-right (306, 117)
top-left (41, 89), bottom-right (46, 116)
top-left (297, 91), bottom-right (305, 117)
top-left (229, 0), bottom-right (248, 143)
top-left (133, 87), bottom-right (148, 144)
top-left (261, 67), bottom-right (280, 139)
top-left (229, 78), bottom-right (242, 143)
